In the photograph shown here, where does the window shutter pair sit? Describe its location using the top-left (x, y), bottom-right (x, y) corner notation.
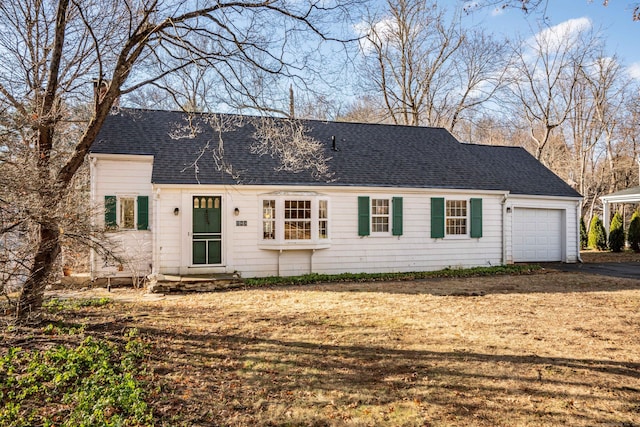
top-left (430, 197), bottom-right (482, 238)
top-left (104, 195), bottom-right (149, 230)
top-left (357, 196), bottom-right (403, 236)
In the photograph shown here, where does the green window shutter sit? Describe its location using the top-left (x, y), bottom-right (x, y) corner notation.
top-left (105, 195), bottom-right (117, 229)
top-left (358, 196), bottom-right (370, 236)
top-left (470, 198), bottom-right (483, 238)
top-left (137, 196), bottom-right (149, 230)
top-left (392, 197), bottom-right (403, 236)
top-left (431, 197), bottom-right (445, 238)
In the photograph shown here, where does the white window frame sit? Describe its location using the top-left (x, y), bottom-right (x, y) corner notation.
top-left (284, 199), bottom-right (313, 240)
top-left (259, 193), bottom-right (330, 249)
top-left (109, 195), bottom-right (140, 231)
top-left (445, 199), bottom-right (468, 238)
top-left (371, 198), bottom-right (391, 235)
top-left (118, 196), bottom-right (136, 230)
top-left (262, 199), bottom-right (276, 240)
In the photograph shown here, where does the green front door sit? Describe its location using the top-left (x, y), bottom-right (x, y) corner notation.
top-left (192, 196), bottom-right (222, 265)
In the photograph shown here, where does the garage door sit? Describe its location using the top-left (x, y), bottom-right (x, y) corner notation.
top-left (512, 208), bottom-right (563, 262)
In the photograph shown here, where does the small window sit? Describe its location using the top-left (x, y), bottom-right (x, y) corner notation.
top-left (104, 195), bottom-right (149, 231)
top-left (263, 200), bottom-right (276, 240)
top-left (358, 196), bottom-right (402, 237)
top-left (319, 200), bottom-right (328, 239)
top-left (446, 200), bottom-right (467, 235)
top-left (371, 199), bottom-right (389, 233)
top-left (120, 197), bottom-right (135, 229)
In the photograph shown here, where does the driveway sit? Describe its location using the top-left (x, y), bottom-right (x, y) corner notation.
top-left (540, 261), bottom-right (640, 280)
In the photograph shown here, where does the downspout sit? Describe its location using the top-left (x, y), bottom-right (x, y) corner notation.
top-left (152, 188), bottom-right (160, 275)
top-left (576, 200), bottom-right (583, 263)
top-left (89, 157), bottom-right (97, 281)
top-left (501, 192), bottom-right (509, 265)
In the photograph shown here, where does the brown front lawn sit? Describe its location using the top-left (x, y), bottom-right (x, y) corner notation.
top-left (580, 249), bottom-right (640, 263)
top-left (2, 265), bottom-right (640, 426)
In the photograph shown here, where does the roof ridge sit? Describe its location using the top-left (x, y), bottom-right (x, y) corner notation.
top-left (114, 107), bottom-right (450, 132)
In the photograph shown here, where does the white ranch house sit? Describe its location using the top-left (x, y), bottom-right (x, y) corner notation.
top-left (89, 108), bottom-right (582, 280)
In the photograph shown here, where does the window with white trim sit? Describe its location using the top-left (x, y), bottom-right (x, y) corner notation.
top-left (120, 197), bottom-right (135, 229)
top-left (263, 200), bottom-right (276, 239)
top-left (318, 199), bottom-right (328, 239)
top-left (104, 195), bottom-right (149, 231)
top-left (260, 195), bottom-right (329, 246)
top-left (446, 200), bottom-right (467, 235)
top-left (285, 200), bottom-right (311, 240)
top-left (371, 199), bottom-right (390, 233)
top-left (358, 196), bottom-right (403, 237)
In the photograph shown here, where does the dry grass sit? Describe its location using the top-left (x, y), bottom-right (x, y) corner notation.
top-left (580, 249), bottom-right (640, 263)
top-left (3, 256), bottom-right (640, 426)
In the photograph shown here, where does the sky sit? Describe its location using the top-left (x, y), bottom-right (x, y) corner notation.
top-left (460, 1), bottom-right (640, 79)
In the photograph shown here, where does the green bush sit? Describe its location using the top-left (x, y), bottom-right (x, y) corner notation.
top-left (608, 212), bottom-right (625, 252)
top-left (628, 210), bottom-right (640, 253)
top-left (588, 214), bottom-right (607, 251)
top-left (244, 264), bottom-right (541, 287)
top-left (580, 217), bottom-right (588, 249)
top-left (0, 329), bottom-right (153, 427)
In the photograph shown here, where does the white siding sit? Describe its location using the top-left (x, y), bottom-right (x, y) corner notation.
top-left (154, 189), bottom-right (183, 273)
top-left (90, 155), bottom-right (153, 278)
top-left (90, 161), bottom-right (581, 279)
top-left (155, 186), bottom-right (508, 278)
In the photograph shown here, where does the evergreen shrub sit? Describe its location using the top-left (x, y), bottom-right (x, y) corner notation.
top-left (628, 210), bottom-right (640, 253)
top-left (608, 212), bottom-right (625, 252)
top-left (588, 215), bottom-right (607, 251)
top-left (580, 217), bottom-right (588, 250)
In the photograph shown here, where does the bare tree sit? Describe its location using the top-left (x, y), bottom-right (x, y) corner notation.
top-left (505, 20), bottom-right (596, 162)
top-left (442, 29), bottom-right (509, 134)
top-left (571, 54), bottom-right (632, 202)
top-left (0, 0), bottom-right (356, 319)
top-left (464, 0), bottom-right (640, 21)
top-left (357, 0), bottom-right (463, 126)
top-left (617, 91), bottom-right (640, 187)
top-left (356, 0), bottom-right (507, 132)
top-left (337, 95), bottom-right (388, 123)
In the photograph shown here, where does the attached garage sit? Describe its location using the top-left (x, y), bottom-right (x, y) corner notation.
top-left (512, 208), bottom-right (564, 262)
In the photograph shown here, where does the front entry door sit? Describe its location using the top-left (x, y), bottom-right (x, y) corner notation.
top-left (192, 196), bottom-right (222, 264)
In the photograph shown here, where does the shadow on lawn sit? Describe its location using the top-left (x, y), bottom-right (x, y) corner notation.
top-left (137, 323), bottom-right (640, 426)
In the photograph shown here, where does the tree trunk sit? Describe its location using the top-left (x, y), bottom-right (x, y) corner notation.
top-left (18, 223), bottom-right (61, 319)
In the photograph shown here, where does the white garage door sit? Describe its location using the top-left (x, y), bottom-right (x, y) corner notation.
top-left (513, 208), bottom-right (563, 262)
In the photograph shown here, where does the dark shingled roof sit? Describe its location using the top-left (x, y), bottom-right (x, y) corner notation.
top-left (90, 108), bottom-right (581, 198)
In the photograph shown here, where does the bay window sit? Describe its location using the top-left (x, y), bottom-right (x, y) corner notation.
top-left (260, 193), bottom-right (330, 248)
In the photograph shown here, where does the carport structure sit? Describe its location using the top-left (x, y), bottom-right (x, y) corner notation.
top-left (601, 186), bottom-right (640, 234)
